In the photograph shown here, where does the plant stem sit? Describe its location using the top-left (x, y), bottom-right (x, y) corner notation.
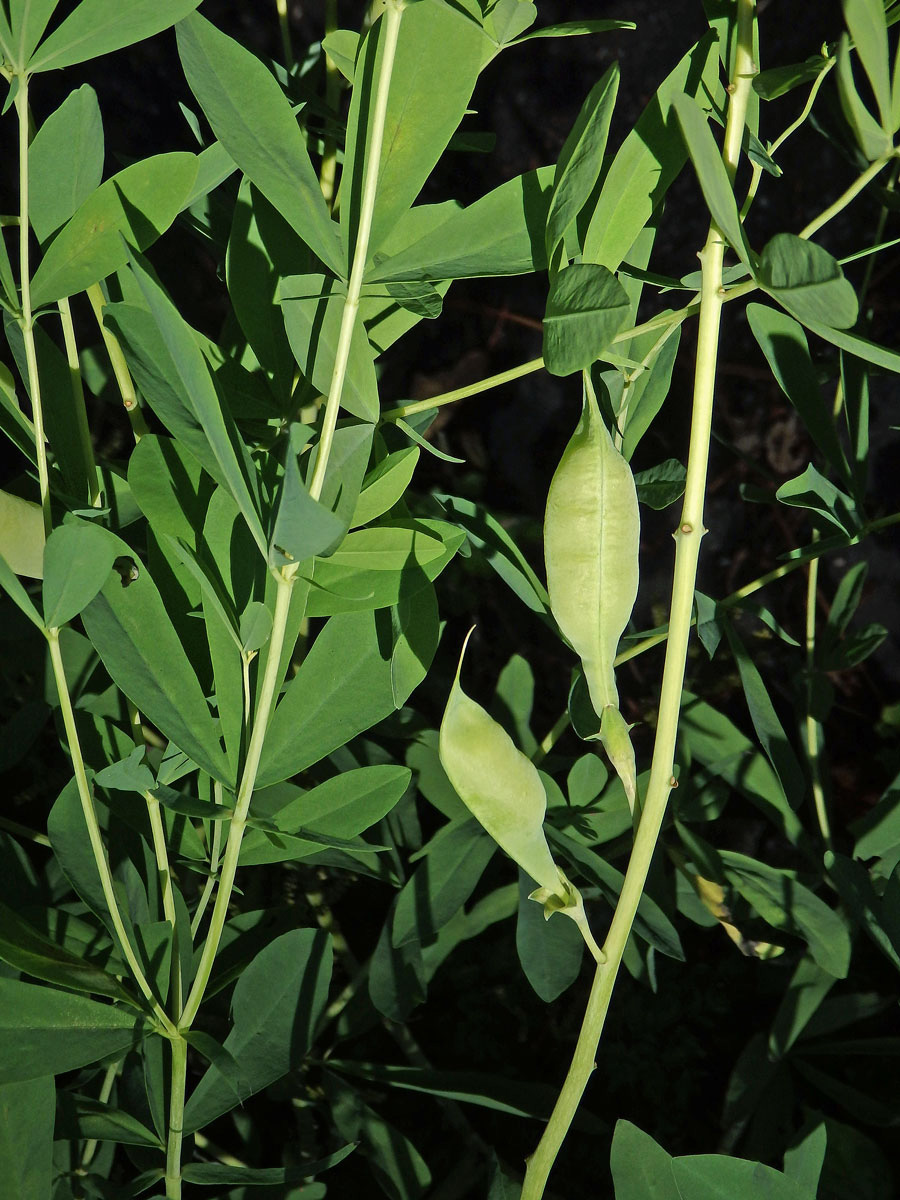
top-left (87, 282), bottom-right (149, 440)
top-left (80, 1059), bottom-right (118, 1169)
top-left (179, 573), bottom-right (293, 1027)
top-left (58, 297), bottom-right (100, 506)
top-left (191, 808), bottom-right (223, 938)
top-left (46, 628), bottom-right (174, 1031)
top-left (14, 77), bottom-right (51, 537)
top-left (804, 538), bottom-right (832, 848)
top-left (320, 0), bottom-right (340, 207)
top-left (275, 0), bottom-right (293, 69)
top-left (799, 149), bottom-right (897, 241)
top-left (164, 1033), bottom-right (188, 1200)
top-left (309, 0), bottom-right (404, 502)
top-left (382, 357), bottom-right (545, 422)
top-left (521, 6), bottom-right (756, 1193)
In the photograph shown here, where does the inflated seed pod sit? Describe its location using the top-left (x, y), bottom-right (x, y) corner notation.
top-left (439, 630), bottom-right (567, 901)
top-left (544, 377), bottom-right (639, 713)
top-left (545, 376), bottom-right (640, 812)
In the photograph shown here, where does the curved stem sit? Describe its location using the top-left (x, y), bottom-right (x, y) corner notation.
top-left (799, 149), bottom-right (897, 241)
top-left (87, 282), bottom-right (149, 440)
top-left (309, 0), bottom-right (404, 502)
top-left (521, 6), bottom-right (757, 1193)
top-left (58, 296), bottom-right (100, 506)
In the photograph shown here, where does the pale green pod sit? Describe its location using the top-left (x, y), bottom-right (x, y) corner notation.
top-left (599, 703), bottom-right (638, 819)
top-left (439, 630), bottom-right (565, 900)
top-left (544, 377), bottom-right (640, 717)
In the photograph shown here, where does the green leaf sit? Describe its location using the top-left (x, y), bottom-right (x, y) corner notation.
top-left (368, 167), bottom-right (553, 282)
top-left (775, 464), bottom-right (858, 537)
top-left (322, 28), bottom-right (359, 81)
top-left (836, 33), bottom-right (893, 159)
top-left (392, 818), bottom-right (496, 948)
top-left (545, 63), bottom-right (619, 262)
top-left (126, 252), bottom-right (266, 554)
top-left (790, 314), bottom-right (900, 374)
top-left (42, 521), bottom-right (119, 629)
top-left (80, 530), bottom-right (230, 783)
top-left (633, 459), bottom-right (686, 509)
top-left (671, 1155), bottom-right (816, 1200)
top-left (672, 94), bottom-right (752, 265)
top-left (28, 0), bottom-right (200, 71)
top-left (511, 19), bottom-right (635, 44)
top-left (622, 325), bottom-right (682, 460)
top-left (351, 447), bottom-right (419, 528)
top-left (280, 275), bottom-right (378, 422)
top-left (56, 1094), bottom-right (162, 1149)
top-left (177, 12), bottom-right (343, 276)
top-left (29, 153), bottom-right (198, 308)
top-left (0, 1076), bottom-right (55, 1200)
top-left (271, 425), bottom-right (346, 566)
top-left (757, 234), bottom-right (858, 329)
top-left (128, 434), bottom-right (212, 546)
top-left (769, 956), bottom-right (836, 1059)
top-left (543, 263), bottom-right (631, 375)
top-left (610, 1120), bottom-right (680, 1200)
top-left (257, 609), bottom-right (397, 788)
top-left (720, 850), bottom-right (851, 978)
top-left (745, 304), bottom-right (850, 482)
top-left (182, 1149), bottom-right (352, 1185)
top-left (826, 852), bottom-right (900, 972)
top-left (28, 85), bottom-right (104, 243)
top-left (341, 0), bottom-right (487, 265)
top-left (582, 32), bottom-right (718, 271)
top-left (0, 899), bottom-right (134, 1003)
top-left (0, 977), bottom-right (145, 1083)
top-left (783, 1121), bottom-right (827, 1194)
top-left (516, 868), bottom-right (583, 1002)
top-left (753, 56), bottom-right (831, 100)
top-left (484, 0), bottom-right (536, 45)
top-left (239, 600), bottom-right (272, 654)
top-left (95, 746), bottom-right (156, 793)
top-left (0, 488), bottom-right (44, 581)
top-left (390, 579), bottom-right (440, 707)
top-left (844, 0), bottom-right (892, 130)
top-left (326, 1072), bottom-right (429, 1198)
top-left (724, 622), bottom-right (806, 813)
top-left (183, 929), bottom-right (332, 1132)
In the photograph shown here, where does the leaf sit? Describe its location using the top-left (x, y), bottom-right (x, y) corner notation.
top-left (368, 167), bottom-right (553, 282)
top-left (27, 0), bottom-right (200, 70)
top-left (342, 0), bottom-right (487, 264)
top-left (836, 33), bottom-right (893, 160)
top-left (0, 488), bottom-right (44, 580)
top-left (392, 818), bottom-right (496, 948)
top-left (42, 521), bottom-right (119, 629)
top-left (843, 0), bottom-right (892, 130)
top-left (790, 315), bottom-right (900, 374)
top-left (56, 1095), bottom-right (162, 1149)
top-left (0, 1076), bottom-right (55, 1200)
top-left (545, 63), bottom-right (619, 262)
top-left (633, 459), bottom-right (686, 509)
top-left (543, 263), bottom-right (631, 376)
top-left (753, 56), bottom-right (831, 100)
top-left (516, 868), bottom-right (583, 1002)
top-left (783, 1121), bottom-right (828, 1194)
top-left (182, 1148), bottom-right (352, 1184)
top-left (0, 977), bottom-right (145, 1083)
top-left (80, 530), bottom-right (230, 784)
top-left (177, 12), bottom-right (343, 276)
top-left (257, 609), bottom-right (397, 788)
top-left (28, 85), bottom-right (104, 243)
top-left (672, 94), bottom-right (751, 265)
top-left (280, 276), bottom-right (378, 422)
top-left (775, 464), bottom-right (858, 537)
top-left (0, 899), bottom-right (134, 1004)
top-left (29, 153), bottom-right (198, 308)
top-left (724, 622), bottom-right (806, 813)
top-left (757, 234), bottom-right (858, 330)
top-left (582, 32), bottom-right (719, 271)
top-left (720, 850), bottom-right (851, 978)
top-left (610, 1120), bottom-right (680, 1200)
top-left (671, 1155), bottom-right (816, 1200)
top-left (326, 1072), bottom-right (429, 1198)
top-left (270, 425), bottom-right (346, 566)
top-left (826, 852), bottom-right (900, 972)
top-left (622, 325), bottom-right (682, 459)
top-left (390, 579), bottom-right (440, 707)
top-left (127, 435), bottom-right (212, 545)
top-left (239, 600), bottom-right (272, 654)
top-left (351, 447), bottom-right (419, 528)
top-left (511, 19), bottom-right (635, 43)
top-left (745, 304), bottom-right (850, 482)
top-left (183, 929), bottom-right (332, 1132)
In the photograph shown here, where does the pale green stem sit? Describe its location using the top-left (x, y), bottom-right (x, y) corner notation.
top-left (804, 539), bottom-right (832, 848)
top-left (276, 0), bottom-right (293, 69)
top-left (309, 0), bottom-right (404, 502)
top-left (741, 57), bottom-right (835, 218)
top-left (179, 572), bottom-right (294, 1028)
top-left (521, 6), bottom-right (756, 1193)
top-left (0, 814), bottom-right (50, 846)
top-left (164, 1033), bottom-right (188, 1199)
top-left (14, 77), bottom-right (51, 537)
top-left (46, 628), bottom-right (175, 1032)
top-left (799, 149), bottom-right (897, 241)
top-left (191, 806), bottom-right (223, 938)
top-left (58, 297), bottom-right (100, 506)
top-left (87, 282), bottom-right (149, 441)
top-left (80, 1059), bottom-right (118, 1168)
top-left (614, 318), bottom-right (683, 452)
top-left (145, 791), bottom-right (182, 1014)
top-left (382, 357), bottom-right (545, 422)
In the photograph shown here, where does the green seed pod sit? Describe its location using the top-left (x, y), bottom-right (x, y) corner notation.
top-left (599, 703), bottom-right (638, 818)
top-left (544, 377), bottom-right (640, 717)
top-left (439, 630), bottom-right (566, 900)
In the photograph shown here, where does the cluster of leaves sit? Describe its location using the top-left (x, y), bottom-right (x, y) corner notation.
top-left (0, 0), bottom-right (899, 1198)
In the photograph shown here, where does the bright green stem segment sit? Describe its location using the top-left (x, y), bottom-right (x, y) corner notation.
top-left (521, 4), bottom-right (757, 1195)
top-left (164, 1034), bottom-right (188, 1199)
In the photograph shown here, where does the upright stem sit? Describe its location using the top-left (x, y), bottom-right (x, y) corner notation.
top-left (804, 540), bottom-right (832, 848)
top-left (521, 5), bottom-right (756, 1194)
top-left (14, 77), bottom-right (51, 537)
top-left (320, 0), bottom-right (340, 207)
top-left (58, 297), bottom-right (100, 505)
top-left (308, 0), bottom-right (403, 501)
top-left (87, 282), bottom-right (149, 440)
top-left (164, 1034), bottom-right (188, 1200)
